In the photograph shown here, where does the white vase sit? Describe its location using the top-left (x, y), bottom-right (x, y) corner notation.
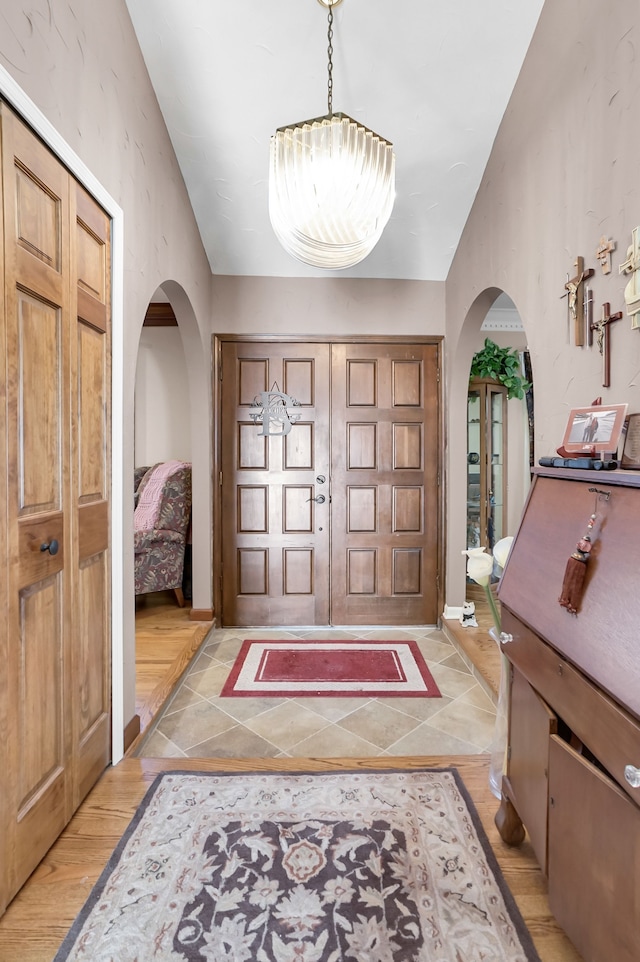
top-left (488, 627), bottom-right (510, 799)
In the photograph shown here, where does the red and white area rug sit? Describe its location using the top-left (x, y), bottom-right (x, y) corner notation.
top-left (220, 639), bottom-right (442, 698)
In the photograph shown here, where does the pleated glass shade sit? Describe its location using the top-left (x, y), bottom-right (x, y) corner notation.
top-left (269, 112), bottom-right (395, 269)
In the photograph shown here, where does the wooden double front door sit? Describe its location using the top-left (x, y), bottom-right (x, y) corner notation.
top-left (218, 339), bottom-right (441, 626)
top-left (0, 104), bottom-right (111, 914)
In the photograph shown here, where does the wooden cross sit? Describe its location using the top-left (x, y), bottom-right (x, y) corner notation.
top-left (564, 256), bottom-right (595, 346)
top-left (590, 302), bottom-right (623, 387)
top-left (595, 235), bottom-right (615, 274)
top-left (619, 226), bottom-right (640, 329)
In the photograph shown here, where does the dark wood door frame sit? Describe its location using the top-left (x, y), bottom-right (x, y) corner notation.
top-left (212, 334), bottom-right (445, 627)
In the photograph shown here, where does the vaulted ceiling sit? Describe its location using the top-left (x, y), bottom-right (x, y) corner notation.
top-left (125, 0), bottom-right (545, 282)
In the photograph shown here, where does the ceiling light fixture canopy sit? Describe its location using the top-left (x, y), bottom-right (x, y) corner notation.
top-left (269, 0), bottom-right (395, 270)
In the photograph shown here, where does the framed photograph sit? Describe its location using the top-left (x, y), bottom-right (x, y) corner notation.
top-left (561, 403), bottom-right (628, 454)
top-left (621, 413), bottom-right (640, 469)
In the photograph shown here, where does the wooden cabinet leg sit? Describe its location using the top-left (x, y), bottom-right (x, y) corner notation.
top-left (495, 786), bottom-right (526, 846)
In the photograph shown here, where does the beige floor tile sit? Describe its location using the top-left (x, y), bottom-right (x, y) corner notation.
top-left (292, 725), bottom-right (383, 757)
top-left (140, 627), bottom-right (496, 763)
top-left (244, 701), bottom-right (331, 751)
top-left (425, 699), bottom-right (497, 751)
top-left (359, 628), bottom-right (428, 641)
top-left (374, 694), bottom-right (452, 722)
top-left (459, 684), bottom-right (496, 712)
top-left (388, 722), bottom-right (482, 756)
top-left (336, 701), bottom-right (422, 749)
top-left (139, 729), bottom-right (187, 758)
top-left (216, 695), bottom-right (287, 722)
top-left (412, 635), bottom-right (458, 663)
top-left (185, 726), bottom-right (280, 758)
top-left (155, 700), bottom-right (237, 751)
top-left (204, 636), bottom-right (245, 663)
top-left (440, 651), bottom-right (472, 673)
top-left (289, 696), bottom-right (374, 723)
top-left (163, 684), bottom-right (208, 716)
top-left (428, 662), bottom-right (478, 699)
top-left (184, 662), bottom-right (230, 698)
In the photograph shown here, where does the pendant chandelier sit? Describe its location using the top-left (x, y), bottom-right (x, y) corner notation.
top-left (269, 0), bottom-right (395, 270)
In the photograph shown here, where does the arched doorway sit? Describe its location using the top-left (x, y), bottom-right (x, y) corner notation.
top-left (446, 289), bottom-right (533, 614)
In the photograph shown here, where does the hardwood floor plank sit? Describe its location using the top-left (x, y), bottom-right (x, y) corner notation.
top-left (132, 590), bottom-right (213, 736)
top-left (0, 756), bottom-right (582, 962)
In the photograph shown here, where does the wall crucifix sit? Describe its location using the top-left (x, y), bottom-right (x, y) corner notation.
top-left (564, 256), bottom-right (595, 346)
top-left (590, 302), bottom-right (623, 387)
top-left (595, 235), bottom-right (615, 274)
top-left (619, 226), bottom-right (640, 329)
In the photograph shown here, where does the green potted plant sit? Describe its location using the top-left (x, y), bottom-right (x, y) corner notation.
top-left (470, 338), bottom-right (531, 400)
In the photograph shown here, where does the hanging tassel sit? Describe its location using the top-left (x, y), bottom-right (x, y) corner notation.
top-left (558, 511), bottom-right (597, 614)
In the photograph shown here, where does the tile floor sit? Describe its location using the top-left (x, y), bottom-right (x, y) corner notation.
top-left (135, 627), bottom-right (498, 759)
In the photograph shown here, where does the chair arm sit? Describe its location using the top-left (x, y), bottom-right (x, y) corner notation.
top-left (134, 528), bottom-right (185, 551)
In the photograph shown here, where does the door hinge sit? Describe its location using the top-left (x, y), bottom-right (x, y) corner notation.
top-left (219, 471), bottom-right (223, 486)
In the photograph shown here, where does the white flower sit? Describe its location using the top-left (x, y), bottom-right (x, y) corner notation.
top-left (492, 536), bottom-right (514, 570)
top-left (461, 547), bottom-right (493, 586)
top-left (461, 537), bottom-right (513, 635)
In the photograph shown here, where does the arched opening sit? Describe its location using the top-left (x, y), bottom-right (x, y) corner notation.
top-left (134, 287), bottom-right (193, 606)
top-left (131, 281), bottom-right (213, 737)
top-left (446, 289), bottom-right (534, 615)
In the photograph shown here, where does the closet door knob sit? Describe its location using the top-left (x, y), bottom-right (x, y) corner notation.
top-left (40, 539), bottom-right (59, 556)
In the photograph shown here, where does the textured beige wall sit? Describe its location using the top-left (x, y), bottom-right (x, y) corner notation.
top-left (445, 0), bottom-right (640, 603)
top-left (0, 0), bottom-right (214, 728)
top-left (211, 275), bottom-right (445, 336)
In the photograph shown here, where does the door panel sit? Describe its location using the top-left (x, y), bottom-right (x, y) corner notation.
top-left (330, 343), bottom-right (439, 625)
top-left (0, 105), bottom-right (111, 915)
top-left (71, 182), bottom-right (111, 808)
top-left (3, 105), bottom-right (73, 904)
top-left (219, 339), bottom-right (441, 627)
top-left (221, 342), bottom-right (331, 625)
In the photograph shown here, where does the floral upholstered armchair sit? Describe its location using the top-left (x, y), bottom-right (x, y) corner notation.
top-left (134, 461), bottom-right (192, 606)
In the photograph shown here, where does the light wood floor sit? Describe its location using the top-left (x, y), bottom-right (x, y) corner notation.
top-left (132, 590), bottom-right (213, 737)
top-left (0, 757), bottom-right (582, 962)
top-left (0, 596), bottom-right (583, 961)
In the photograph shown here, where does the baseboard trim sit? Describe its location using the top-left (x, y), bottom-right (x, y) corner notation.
top-left (189, 608), bottom-right (214, 622)
top-left (443, 605), bottom-right (463, 621)
top-left (123, 713), bottom-right (141, 754)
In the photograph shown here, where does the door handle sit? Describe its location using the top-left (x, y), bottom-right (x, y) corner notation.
top-left (40, 539), bottom-right (59, 556)
top-left (307, 494), bottom-right (326, 504)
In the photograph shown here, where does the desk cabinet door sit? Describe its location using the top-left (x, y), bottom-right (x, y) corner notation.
top-left (509, 668), bottom-right (557, 874)
top-left (548, 735), bottom-right (640, 962)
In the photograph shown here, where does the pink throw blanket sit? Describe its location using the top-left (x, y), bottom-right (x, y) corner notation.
top-left (134, 460), bottom-right (189, 531)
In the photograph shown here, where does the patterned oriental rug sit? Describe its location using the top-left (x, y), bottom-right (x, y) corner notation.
top-left (54, 768), bottom-right (541, 962)
top-left (220, 639), bottom-right (442, 698)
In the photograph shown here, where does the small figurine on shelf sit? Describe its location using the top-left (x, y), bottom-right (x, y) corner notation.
top-left (459, 601), bottom-right (478, 628)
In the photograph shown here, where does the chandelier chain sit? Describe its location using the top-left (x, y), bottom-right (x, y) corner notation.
top-left (327, 3), bottom-right (334, 116)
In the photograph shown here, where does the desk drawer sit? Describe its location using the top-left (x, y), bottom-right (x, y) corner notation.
top-left (502, 609), bottom-right (640, 807)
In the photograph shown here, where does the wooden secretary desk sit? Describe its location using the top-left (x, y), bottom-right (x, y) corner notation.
top-left (495, 467), bottom-right (639, 962)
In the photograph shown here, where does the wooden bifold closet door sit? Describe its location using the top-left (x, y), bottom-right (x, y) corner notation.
top-left (0, 104), bottom-right (112, 915)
